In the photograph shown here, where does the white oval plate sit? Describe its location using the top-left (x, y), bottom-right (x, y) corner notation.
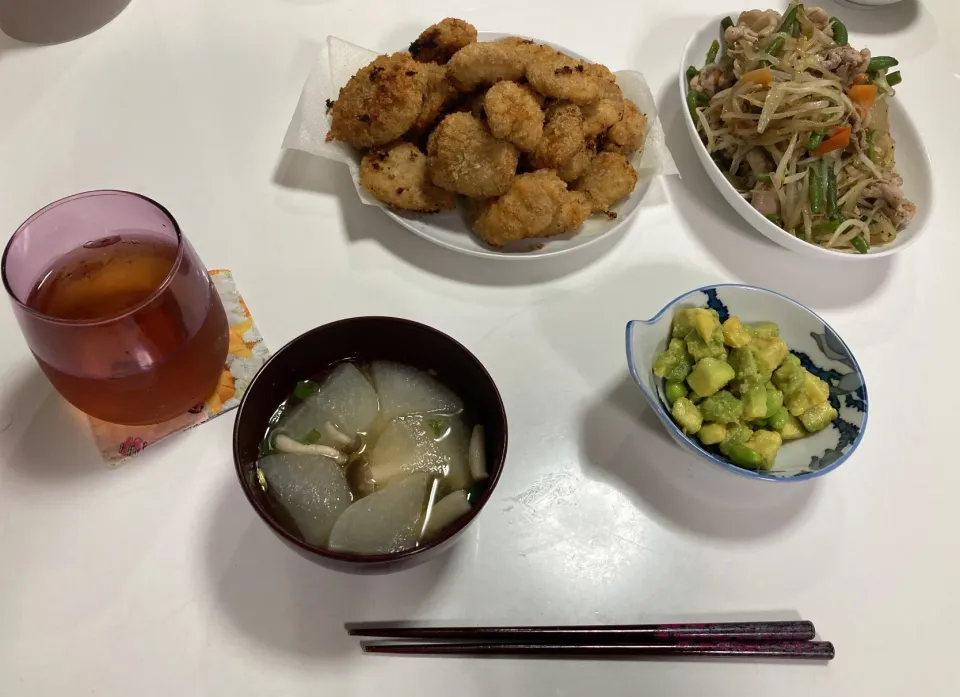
top-left (679, 15), bottom-right (932, 260)
top-left (384, 32), bottom-right (652, 260)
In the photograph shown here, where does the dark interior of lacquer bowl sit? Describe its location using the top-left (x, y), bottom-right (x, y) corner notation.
top-left (233, 316), bottom-right (508, 566)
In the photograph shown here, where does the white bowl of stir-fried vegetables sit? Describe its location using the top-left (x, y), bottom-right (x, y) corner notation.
top-left (679, 4), bottom-right (931, 258)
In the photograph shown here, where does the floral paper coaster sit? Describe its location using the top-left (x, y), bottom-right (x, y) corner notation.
top-left (86, 269), bottom-right (270, 464)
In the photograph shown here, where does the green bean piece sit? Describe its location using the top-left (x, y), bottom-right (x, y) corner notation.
top-left (778, 4), bottom-right (802, 37)
top-left (756, 173), bottom-right (772, 183)
top-left (705, 39), bottom-right (720, 66)
top-left (850, 235), bottom-right (870, 254)
top-left (812, 220), bottom-right (840, 239)
top-left (807, 132), bottom-right (824, 152)
top-left (886, 70), bottom-right (902, 86)
top-left (808, 164), bottom-right (823, 213)
top-left (826, 163), bottom-right (838, 216)
top-left (721, 16), bottom-right (734, 31)
top-left (829, 17), bottom-right (848, 46)
top-left (867, 56), bottom-right (899, 73)
top-left (665, 380), bottom-right (689, 405)
top-left (764, 213), bottom-right (782, 227)
top-left (686, 65), bottom-right (699, 81)
top-left (727, 444), bottom-right (764, 469)
top-left (866, 129), bottom-right (875, 161)
top-left (687, 90), bottom-right (709, 121)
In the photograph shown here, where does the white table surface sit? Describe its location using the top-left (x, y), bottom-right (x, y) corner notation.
top-left (1, 0), bottom-right (957, 694)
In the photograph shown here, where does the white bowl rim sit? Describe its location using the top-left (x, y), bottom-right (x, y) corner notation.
top-left (625, 282), bottom-right (869, 482)
top-left (383, 30), bottom-right (649, 261)
top-left (678, 14), bottom-right (933, 261)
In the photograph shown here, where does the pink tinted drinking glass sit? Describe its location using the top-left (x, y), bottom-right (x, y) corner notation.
top-left (2, 191), bottom-right (229, 425)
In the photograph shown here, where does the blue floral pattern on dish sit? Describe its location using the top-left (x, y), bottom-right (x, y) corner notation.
top-left (625, 284), bottom-right (868, 482)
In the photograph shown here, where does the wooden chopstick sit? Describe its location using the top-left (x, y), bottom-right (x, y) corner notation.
top-left (347, 620), bottom-right (816, 643)
top-left (362, 640), bottom-right (835, 660)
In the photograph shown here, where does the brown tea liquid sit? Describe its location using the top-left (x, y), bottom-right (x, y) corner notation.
top-left (25, 235), bottom-right (229, 425)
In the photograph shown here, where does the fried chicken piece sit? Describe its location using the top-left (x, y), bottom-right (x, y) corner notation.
top-left (583, 62), bottom-right (617, 83)
top-left (530, 103), bottom-right (584, 169)
top-left (330, 53), bottom-right (426, 148)
top-left (581, 80), bottom-right (624, 138)
top-left (526, 49), bottom-right (604, 104)
top-left (447, 42), bottom-right (525, 91)
top-left (427, 112), bottom-right (518, 198)
top-left (407, 63), bottom-right (457, 137)
top-left (360, 142), bottom-right (457, 213)
top-left (484, 81), bottom-right (544, 152)
top-left (410, 18), bottom-right (478, 64)
top-left (574, 152), bottom-right (638, 212)
top-left (471, 170), bottom-right (570, 246)
top-left (555, 139), bottom-right (597, 183)
top-left (603, 99), bottom-right (647, 156)
top-left (543, 190), bottom-right (593, 235)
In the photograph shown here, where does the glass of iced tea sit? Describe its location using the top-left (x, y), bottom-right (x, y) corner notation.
top-left (2, 191), bottom-right (229, 425)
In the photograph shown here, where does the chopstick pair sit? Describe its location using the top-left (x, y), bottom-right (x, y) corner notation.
top-left (348, 620), bottom-right (835, 661)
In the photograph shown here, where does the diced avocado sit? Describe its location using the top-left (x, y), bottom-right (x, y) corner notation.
top-left (778, 414), bottom-right (806, 440)
top-left (719, 423), bottom-right (754, 456)
top-left (772, 360), bottom-right (805, 396)
top-left (799, 401), bottom-right (838, 433)
top-left (664, 379), bottom-right (688, 405)
top-left (686, 326), bottom-right (727, 361)
top-left (671, 397), bottom-right (703, 435)
top-left (686, 357), bottom-right (735, 398)
top-left (698, 423), bottom-right (727, 445)
top-left (671, 308), bottom-right (697, 339)
top-left (728, 346), bottom-right (758, 381)
top-left (749, 336), bottom-right (789, 374)
top-left (692, 309), bottom-right (721, 342)
top-left (721, 317), bottom-right (753, 348)
top-left (700, 390), bottom-right (744, 424)
top-left (785, 371), bottom-right (831, 416)
top-left (745, 321), bottom-right (779, 338)
top-left (742, 384), bottom-right (768, 420)
top-left (653, 338), bottom-right (693, 381)
top-left (746, 430), bottom-right (783, 470)
top-left (765, 406), bottom-right (790, 430)
top-left (784, 353), bottom-right (801, 367)
top-left (765, 385), bottom-right (784, 414)
top-left (727, 443), bottom-right (763, 469)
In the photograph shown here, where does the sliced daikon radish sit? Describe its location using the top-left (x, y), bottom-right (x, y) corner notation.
top-left (258, 453), bottom-right (352, 546)
top-left (435, 415), bottom-right (472, 493)
top-left (273, 434), bottom-right (347, 465)
top-left (282, 363), bottom-right (379, 443)
top-left (421, 490), bottom-right (471, 540)
top-left (371, 361), bottom-right (463, 420)
top-left (327, 473), bottom-right (431, 554)
top-left (367, 415), bottom-right (448, 486)
top-left (469, 425), bottom-right (488, 480)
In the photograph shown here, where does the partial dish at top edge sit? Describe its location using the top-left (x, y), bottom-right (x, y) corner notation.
top-left (680, 4), bottom-right (931, 260)
top-left (326, 18), bottom-right (654, 260)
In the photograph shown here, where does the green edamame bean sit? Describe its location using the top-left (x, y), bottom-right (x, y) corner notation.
top-left (727, 444), bottom-right (763, 469)
top-left (766, 407), bottom-right (790, 431)
top-left (886, 71), bottom-right (902, 86)
top-left (867, 56), bottom-right (899, 73)
top-left (665, 380), bottom-right (688, 405)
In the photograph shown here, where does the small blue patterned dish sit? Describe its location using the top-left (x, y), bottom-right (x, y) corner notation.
top-left (626, 285), bottom-right (867, 481)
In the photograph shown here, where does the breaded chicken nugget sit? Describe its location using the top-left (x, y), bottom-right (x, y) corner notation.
top-left (495, 36), bottom-right (555, 68)
top-left (603, 99), bottom-right (647, 156)
top-left (543, 190), bottom-right (593, 235)
top-left (447, 42), bottom-right (525, 91)
top-left (330, 53), bottom-right (426, 148)
top-left (555, 139), bottom-right (597, 183)
top-left (583, 62), bottom-right (617, 83)
top-left (574, 152), bottom-right (638, 212)
top-left (581, 80), bottom-right (624, 138)
top-left (484, 81), bottom-right (544, 152)
top-left (407, 63), bottom-right (457, 137)
top-left (427, 112), bottom-right (519, 198)
top-left (472, 170), bottom-right (569, 246)
top-left (410, 18), bottom-right (478, 64)
top-left (526, 50), bottom-right (604, 104)
top-left (530, 103), bottom-right (584, 169)
top-left (360, 142), bottom-right (457, 212)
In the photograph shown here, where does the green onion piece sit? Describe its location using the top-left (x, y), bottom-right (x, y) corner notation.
top-left (765, 213), bottom-right (782, 227)
top-left (686, 65), bottom-right (699, 81)
top-left (826, 163), bottom-right (838, 216)
top-left (721, 16), bottom-right (734, 31)
top-left (829, 17), bottom-right (848, 46)
top-left (256, 468), bottom-right (268, 491)
top-left (704, 39), bottom-right (720, 66)
top-left (427, 418), bottom-right (446, 438)
top-left (778, 3), bottom-right (802, 37)
top-left (808, 164), bottom-right (823, 213)
top-left (293, 379), bottom-right (320, 400)
top-left (850, 235), bottom-right (870, 254)
top-left (867, 56), bottom-right (899, 72)
top-left (866, 129), bottom-right (875, 162)
top-left (807, 132), bottom-right (824, 152)
top-left (302, 429), bottom-right (323, 444)
top-left (886, 70), bottom-right (902, 86)
top-left (767, 36), bottom-right (785, 57)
